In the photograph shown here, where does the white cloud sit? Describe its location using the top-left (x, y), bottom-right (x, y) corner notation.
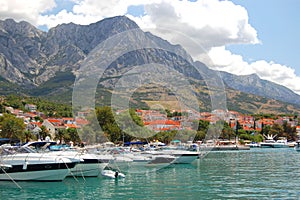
top-left (131, 0), bottom-right (259, 58)
top-left (208, 46), bottom-right (300, 94)
top-left (0, 0), bottom-right (56, 26)
top-left (37, 0), bottom-right (161, 29)
top-left (72, 0), bottom-right (127, 17)
top-left (37, 9), bottom-right (102, 28)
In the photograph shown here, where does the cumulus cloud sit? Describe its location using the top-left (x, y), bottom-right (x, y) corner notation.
top-left (131, 0), bottom-right (259, 58)
top-left (0, 0), bottom-right (56, 26)
top-left (208, 47), bottom-right (300, 94)
top-left (37, 9), bottom-right (102, 28)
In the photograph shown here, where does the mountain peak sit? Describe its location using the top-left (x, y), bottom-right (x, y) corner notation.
top-left (0, 18), bottom-right (44, 37)
top-left (0, 16), bottom-right (300, 111)
top-left (220, 71), bottom-right (300, 105)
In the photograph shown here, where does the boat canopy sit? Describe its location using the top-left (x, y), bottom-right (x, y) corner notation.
top-left (124, 141), bottom-right (147, 146)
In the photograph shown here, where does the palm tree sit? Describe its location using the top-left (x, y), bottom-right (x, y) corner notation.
top-left (55, 129), bottom-right (67, 144)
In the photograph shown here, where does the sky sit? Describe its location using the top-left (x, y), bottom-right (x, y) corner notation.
top-left (0, 0), bottom-right (299, 94)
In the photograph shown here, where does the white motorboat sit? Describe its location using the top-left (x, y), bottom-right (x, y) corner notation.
top-left (0, 146), bottom-right (79, 181)
top-left (23, 141), bottom-right (108, 177)
top-left (260, 135), bottom-right (289, 148)
top-left (68, 153), bottom-right (107, 177)
top-left (101, 170), bottom-right (125, 179)
top-left (144, 146), bottom-right (199, 164)
top-left (260, 139), bottom-right (289, 148)
top-left (245, 142), bottom-right (260, 148)
top-left (141, 153), bottom-right (176, 167)
top-left (94, 148), bottom-right (133, 172)
top-left (159, 149), bottom-right (199, 164)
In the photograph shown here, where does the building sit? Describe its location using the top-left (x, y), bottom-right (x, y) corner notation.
top-left (25, 104), bottom-right (37, 113)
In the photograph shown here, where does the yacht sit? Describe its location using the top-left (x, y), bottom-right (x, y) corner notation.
top-left (260, 137), bottom-right (289, 148)
top-left (23, 141), bottom-right (108, 177)
top-left (0, 146), bottom-right (79, 181)
top-left (143, 145), bottom-right (199, 164)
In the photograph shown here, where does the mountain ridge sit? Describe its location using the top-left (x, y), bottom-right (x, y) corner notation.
top-left (0, 16), bottom-right (300, 114)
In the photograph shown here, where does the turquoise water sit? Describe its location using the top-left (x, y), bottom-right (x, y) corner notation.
top-left (1, 148), bottom-right (300, 199)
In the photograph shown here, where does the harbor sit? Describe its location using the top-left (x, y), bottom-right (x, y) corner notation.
top-left (1, 148), bottom-right (300, 199)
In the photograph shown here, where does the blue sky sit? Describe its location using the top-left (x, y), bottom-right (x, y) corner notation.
top-left (229, 0), bottom-right (300, 76)
top-left (0, 0), bottom-right (299, 94)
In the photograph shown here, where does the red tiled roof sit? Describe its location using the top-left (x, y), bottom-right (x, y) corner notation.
top-left (64, 124), bottom-right (79, 129)
top-left (48, 119), bottom-right (62, 123)
top-left (25, 112), bottom-right (37, 118)
top-left (144, 120), bottom-right (180, 126)
top-left (75, 118), bottom-right (89, 125)
top-left (62, 117), bottom-right (74, 121)
top-left (30, 122), bottom-right (42, 127)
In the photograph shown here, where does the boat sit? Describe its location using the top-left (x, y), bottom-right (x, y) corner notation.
top-left (0, 145), bottom-right (79, 181)
top-left (142, 141), bottom-right (199, 164)
top-left (101, 170), bottom-right (125, 179)
top-left (93, 147), bottom-right (133, 172)
top-left (260, 139), bottom-right (289, 148)
top-left (259, 135), bottom-right (289, 148)
top-left (151, 148), bottom-right (199, 164)
top-left (67, 153), bottom-right (107, 177)
top-left (23, 141), bottom-right (108, 177)
top-left (245, 142), bottom-right (260, 148)
top-left (146, 154), bottom-right (176, 166)
top-left (294, 141), bottom-right (300, 152)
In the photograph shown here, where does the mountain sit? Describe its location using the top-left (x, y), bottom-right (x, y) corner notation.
top-left (0, 16), bottom-right (140, 86)
top-left (0, 16), bottom-right (300, 114)
top-left (220, 72), bottom-right (300, 106)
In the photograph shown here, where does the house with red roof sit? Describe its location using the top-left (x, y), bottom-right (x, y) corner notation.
top-left (144, 120), bottom-right (181, 132)
top-left (42, 118), bottom-right (65, 138)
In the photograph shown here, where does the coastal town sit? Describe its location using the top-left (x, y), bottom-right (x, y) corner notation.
top-left (1, 96), bottom-right (299, 146)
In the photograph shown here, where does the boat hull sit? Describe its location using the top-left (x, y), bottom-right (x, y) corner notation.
top-left (172, 154), bottom-right (198, 164)
top-left (69, 162), bottom-right (107, 177)
top-left (260, 143), bottom-right (289, 148)
top-left (0, 163), bottom-right (76, 181)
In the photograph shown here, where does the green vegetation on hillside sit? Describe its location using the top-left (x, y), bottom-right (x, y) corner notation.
top-left (1, 95), bottom-right (72, 117)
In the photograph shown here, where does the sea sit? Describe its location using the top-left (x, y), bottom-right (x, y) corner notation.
top-left (1, 148), bottom-right (300, 200)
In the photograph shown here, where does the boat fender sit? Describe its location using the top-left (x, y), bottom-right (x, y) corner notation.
top-left (115, 171), bottom-right (119, 178)
top-left (23, 161), bottom-right (28, 170)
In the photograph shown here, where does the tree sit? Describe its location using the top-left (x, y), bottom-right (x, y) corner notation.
top-left (23, 130), bottom-right (34, 143)
top-left (78, 125), bottom-right (97, 144)
top-left (115, 110), bottom-right (154, 142)
top-left (261, 124), bottom-right (271, 136)
top-left (197, 120), bottom-right (210, 132)
top-left (39, 125), bottom-right (49, 140)
top-left (64, 128), bottom-right (81, 144)
top-left (55, 129), bottom-right (67, 144)
top-left (78, 111), bottom-right (109, 144)
top-left (269, 123), bottom-right (283, 137)
top-left (0, 103), bottom-right (4, 113)
top-left (95, 106), bottom-right (122, 143)
top-left (282, 121), bottom-right (297, 141)
top-left (221, 121), bottom-right (235, 140)
top-left (194, 130), bottom-right (206, 141)
top-left (0, 114), bottom-right (25, 141)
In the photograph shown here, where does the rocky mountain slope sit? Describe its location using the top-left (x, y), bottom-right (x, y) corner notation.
top-left (0, 16), bottom-right (300, 114)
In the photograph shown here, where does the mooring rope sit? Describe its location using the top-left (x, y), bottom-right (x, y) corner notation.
top-left (0, 165), bottom-right (22, 189)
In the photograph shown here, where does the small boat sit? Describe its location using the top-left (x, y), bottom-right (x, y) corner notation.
top-left (245, 142), bottom-right (260, 148)
top-left (101, 170), bottom-right (125, 179)
top-left (294, 141), bottom-right (300, 152)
